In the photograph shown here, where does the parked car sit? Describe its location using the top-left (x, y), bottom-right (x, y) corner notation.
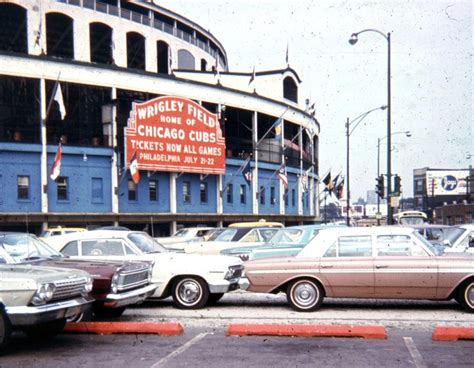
top-left (184, 227), bottom-right (280, 255)
top-left (47, 230), bottom-right (247, 309)
top-left (39, 226), bottom-right (86, 239)
top-left (156, 227), bottom-right (216, 251)
top-left (221, 224), bottom-right (346, 260)
top-left (0, 264), bottom-right (93, 348)
top-left (404, 224), bottom-right (451, 248)
top-left (442, 224), bottom-right (474, 254)
top-left (0, 232), bottom-right (157, 318)
top-left (228, 220), bottom-right (284, 228)
top-left (244, 226), bottom-right (474, 313)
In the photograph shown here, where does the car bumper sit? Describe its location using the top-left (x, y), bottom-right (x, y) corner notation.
top-left (102, 283), bottom-right (158, 308)
top-left (209, 277), bottom-right (249, 293)
top-left (6, 296), bottom-right (93, 326)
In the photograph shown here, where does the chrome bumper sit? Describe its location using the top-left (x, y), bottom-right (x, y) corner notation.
top-left (209, 277), bottom-right (249, 293)
top-left (6, 296), bottom-right (93, 326)
top-left (103, 283), bottom-right (158, 308)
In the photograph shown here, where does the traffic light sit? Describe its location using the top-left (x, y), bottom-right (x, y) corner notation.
top-left (375, 175), bottom-right (384, 198)
top-left (393, 174), bottom-right (401, 194)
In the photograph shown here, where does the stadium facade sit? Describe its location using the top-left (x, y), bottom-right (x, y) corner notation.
top-left (0, 0), bottom-right (320, 235)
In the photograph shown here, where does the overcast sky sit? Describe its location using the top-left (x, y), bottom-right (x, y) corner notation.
top-left (158, 0), bottom-right (473, 200)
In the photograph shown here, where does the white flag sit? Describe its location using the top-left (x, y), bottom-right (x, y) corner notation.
top-left (54, 83), bottom-right (66, 120)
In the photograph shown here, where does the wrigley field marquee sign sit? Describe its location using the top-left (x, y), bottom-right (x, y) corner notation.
top-left (125, 96), bottom-right (226, 174)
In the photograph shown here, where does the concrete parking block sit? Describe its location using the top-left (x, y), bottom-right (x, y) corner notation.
top-left (64, 321), bottom-right (183, 336)
top-left (432, 326), bottom-right (474, 341)
top-left (226, 324), bottom-right (387, 339)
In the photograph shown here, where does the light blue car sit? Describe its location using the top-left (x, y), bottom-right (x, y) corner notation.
top-left (220, 224), bottom-right (346, 260)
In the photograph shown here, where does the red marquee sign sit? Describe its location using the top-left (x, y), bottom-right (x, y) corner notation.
top-left (125, 96), bottom-right (226, 175)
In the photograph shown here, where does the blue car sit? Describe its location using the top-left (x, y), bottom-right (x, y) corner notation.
top-left (220, 224), bottom-right (346, 260)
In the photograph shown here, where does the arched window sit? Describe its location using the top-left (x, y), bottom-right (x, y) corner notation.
top-left (126, 32), bottom-right (145, 70)
top-left (46, 12), bottom-right (74, 59)
top-left (177, 49), bottom-right (195, 70)
top-left (157, 41), bottom-right (169, 74)
top-left (90, 22), bottom-right (113, 65)
top-left (0, 3), bottom-right (27, 54)
top-left (201, 59), bottom-right (207, 71)
top-left (283, 76), bottom-right (298, 103)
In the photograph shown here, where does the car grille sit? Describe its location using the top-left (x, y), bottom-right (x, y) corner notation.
top-left (51, 277), bottom-right (88, 301)
top-left (117, 266), bottom-right (150, 292)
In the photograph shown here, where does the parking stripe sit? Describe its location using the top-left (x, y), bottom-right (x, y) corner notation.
top-left (150, 332), bottom-right (212, 368)
top-left (403, 337), bottom-right (427, 368)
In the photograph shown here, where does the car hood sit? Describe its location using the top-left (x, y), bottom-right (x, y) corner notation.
top-left (148, 251), bottom-right (243, 267)
top-left (0, 264), bottom-right (88, 283)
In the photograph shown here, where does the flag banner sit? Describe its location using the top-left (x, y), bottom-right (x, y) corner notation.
top-left (54, 82), bottom-right (66, 120)
top-left (336, 177), bottom-right (345, 199)
top-left (130, 151), bottom-right (140, 184)
top-left (248, 66), bottom-right (256, 85)
top-left (242, 159), bottom-right (252, 186)
top-left (278, 164), bottom-right (288, 188)
top-left (50, 143), bottom-right (62, 180)
top-left (274, 118), bottom-right (283, 141)
top-left (299, 172), bottom-right (308, 192)
top-left (322, 171), bottom-right (333, 192)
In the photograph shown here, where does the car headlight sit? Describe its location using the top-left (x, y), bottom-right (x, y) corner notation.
top-left (224, 265), bottom-right (243, 281)
top-left (31, 283), bottom-right (56, 305)
top-left (83, 276), bottom-right (93, 294)
top-left (111, 273), bottom-right (120, 294)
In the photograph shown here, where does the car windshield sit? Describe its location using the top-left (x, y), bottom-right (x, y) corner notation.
top-left (270, 229), bottom-right (305, 245)
top-left (399, 217), bottom-right (425, 225)
top-left (173, 229), bottom-right (190, 237)
top-left (214, 228), bottom-right (238, 242)
top-left (412, 231), bottom-right (443, 255)
top-left (0, 233), bottom-right (63, 263)
top-left (207, 228), bottom-right (225, 241)
top-left (127, 232), bottom-right (167, 253)
top-left (442, 227), bottom-right (467, 246)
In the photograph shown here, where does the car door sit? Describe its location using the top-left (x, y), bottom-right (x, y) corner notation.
top-left (318, 235), bottom-right (375, 297)
top-left (374, 234), bottom-right (437, 298)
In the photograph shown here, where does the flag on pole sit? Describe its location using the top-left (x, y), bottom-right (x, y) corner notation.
top-left (53, 82), bottom-right (66, 120)
top-left (322, 171), bottom-right (333, 192)
top-left (277, 164), bottom-right (288, 189)
top-left (242, 159), bottom-right (252, 186)
top-left (299, 172), bottom-right (308, 193)
top-left (336, 177), bottom-right (345, 199)
top-left (130, 151), bottom-right (140, 184)
top-left (50, 143), bottom-right (62, 180)
top-left (274, 117), bottom-right (283, 141)
top-left (248, 66), bottom-right (256, 85)
top-left (285, 43), bottom-right (289, 65)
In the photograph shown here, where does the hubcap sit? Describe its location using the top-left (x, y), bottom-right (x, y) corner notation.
top-left (293, 282), bottom-right (318, 308)
top-left (178, 280), bottom-right (201, 305)
top-left (466, 283), bottom-right (474, 308)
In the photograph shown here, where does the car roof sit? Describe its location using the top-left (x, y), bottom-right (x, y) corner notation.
top-left (316, 226), bottom-right (416, 236)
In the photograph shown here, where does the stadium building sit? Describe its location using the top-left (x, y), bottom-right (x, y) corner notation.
top-left (0, 0), bottom-right (320, 235)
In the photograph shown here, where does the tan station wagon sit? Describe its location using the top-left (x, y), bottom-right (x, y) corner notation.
top-left (244, 226), bottom-right (474, 312)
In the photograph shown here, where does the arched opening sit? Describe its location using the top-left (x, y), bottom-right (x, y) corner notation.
top-left (126, 32), bottom-right (145, 70)
top-left (177, 49), bottom-right (195, 70)
top-left (200, 59), bottom-right (207, 71)
top-left (283, 76), bottom-right (298, 103)
top-left (157, 41), bottom-right (169, 74)
top-left (90, 22), bottom-right (113, 65)
top-left (46, 12), bottom-right (74, 59)
top-left (0, 3), bottom-right (27, 54)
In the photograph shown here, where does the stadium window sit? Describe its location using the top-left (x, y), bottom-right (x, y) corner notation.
top-left (91, 177), bottom-right (103, 203)
top-left (259, 186), bottom-right (265, 205)
top-left (292, 189), bottom-right (296, 207)
top-left (200, 182), bottom-right (208, 203)
top-left (149, 180), bottom-right (158, 201)
top-left (270, 186), bottom-right (276, 205)
top-left (57, 177), bottom-right (69, 201)
top-left (227, 184), bottom-right (233, 203)
top-left (240, 184), bottom-right (246, 204)
top-left (183, 181), bottom-right (191, 203)
top-left (128, 180), bottom-right (137, 201)
top-left (17, 175), bottom-right (29, 200)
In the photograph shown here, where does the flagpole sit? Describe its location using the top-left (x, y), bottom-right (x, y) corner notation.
top-left (298, 125), bottom-right (303, 215)
top-left (252, 111), bottom-right (258, 215)
top-left (279, 116), bottom-right (285, 215)
top-left (40, 78), bottom-right (48, 223)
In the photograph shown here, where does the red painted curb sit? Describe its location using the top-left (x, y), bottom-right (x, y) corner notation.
top-left (226, 324), bottom-right (387, 339)
top-left (64, 322), bottom-right (183, 336)
top-left (432, 326), bottom-right (474, 341)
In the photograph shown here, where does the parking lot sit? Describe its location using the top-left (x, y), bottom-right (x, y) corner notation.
top-left (2, 292), bottom-right (473, 367)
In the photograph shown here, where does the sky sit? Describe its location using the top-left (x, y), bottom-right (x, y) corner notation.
top-left (157, 0), bottom-right (473, 200)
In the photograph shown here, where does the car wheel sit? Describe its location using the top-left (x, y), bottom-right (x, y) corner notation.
top-left (66, 308), bottom-right (93, 323)
top-left (0, 306), bottom-right (11, 350)
top-left (172, 277), bottom-right (209, 309)
top-left (23, 319), bottom-right (66, 339)
top-left (93, 306), bottom-right (126, 319)
top-left (458, 280), bottom-right (474, 312)
top-left (207, 293), bottom-right (224, 305)
top-left (286, 279), bottom-right (324, 312)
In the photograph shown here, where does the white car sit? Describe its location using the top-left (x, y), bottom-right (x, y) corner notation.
top-left (155, 227), bottom-right (216, 251)
top-left (442, 224), bottom-right (474, 253)
top-left (46, 230), bottom-right (247, 309)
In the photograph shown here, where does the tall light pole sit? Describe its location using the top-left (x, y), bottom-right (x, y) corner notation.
top-left (346, 105), bottom-right (387, 226)
top-left (349, 29), bottom-right (392, 224)
top-left (377, 131), bottom-right (411, 223)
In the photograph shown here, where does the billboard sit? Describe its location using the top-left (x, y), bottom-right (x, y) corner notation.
top-left (125, 96), bottom-right (226, 174)
top-left (426, 170), bottom-right (469, 196)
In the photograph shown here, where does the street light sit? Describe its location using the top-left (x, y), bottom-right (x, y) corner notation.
top-left (349, 28), bottom-right (392, 224)
top-left (376, 130), bottom-right (411, 224)
top-left (346, 105), bottom-right (387, 226)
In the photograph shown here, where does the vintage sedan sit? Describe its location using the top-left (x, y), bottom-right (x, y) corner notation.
top-left (0, 232), bottom-right (157, 318)
top-left (244, 226), bottom-right (474, 312)
top-left (442, 224), bottom-right (474, 254)
top-left (47, 230), bottom-right (246, 309)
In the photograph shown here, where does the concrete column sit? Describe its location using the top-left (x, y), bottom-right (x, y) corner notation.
top-left (111, 88), bottom-right (119, 214)
top-left (252, 111), bottom-right (258, 215)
